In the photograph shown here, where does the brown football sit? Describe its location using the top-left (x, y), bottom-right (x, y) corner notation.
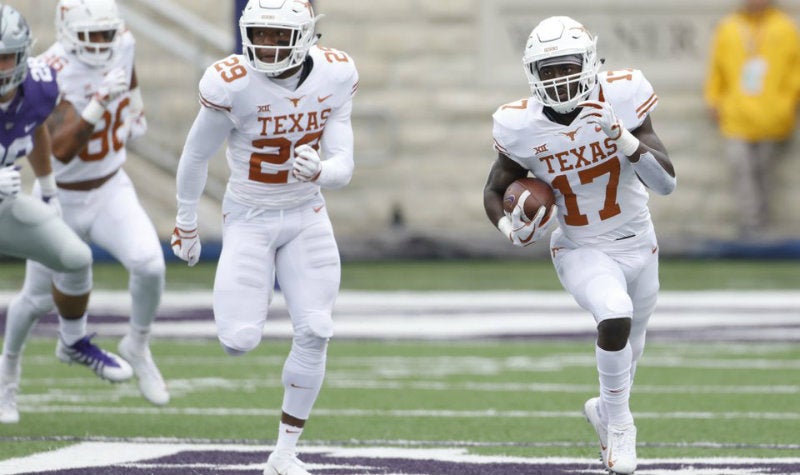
top-left (503, 177), bottom-right (556, 222)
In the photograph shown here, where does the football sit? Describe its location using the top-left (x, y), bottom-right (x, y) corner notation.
top-left (503, 177), bottom-right (556, 222)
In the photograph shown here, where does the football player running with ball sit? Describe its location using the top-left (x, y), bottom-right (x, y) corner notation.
top-left (0, 3), bottom-right (119, 425)
top-left (171, 1), bottom-right (357, 474)
top-left (483, 16), bottom-right (676, 474)
top-left (4, 0), bottom-right (169, 410)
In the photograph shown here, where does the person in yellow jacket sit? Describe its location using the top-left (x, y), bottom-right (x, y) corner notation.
top-left (704, 0), bottom-right (800, 238)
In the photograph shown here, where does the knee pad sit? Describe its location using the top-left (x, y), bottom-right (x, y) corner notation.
top-left (129, 254), bottom-right (166, 282)
top-left (586, 276), bottom-right (632, 322)
top-left (221, 344), bottom-right (247, 357)
top-left (58, 240), bottom-right (92, 272)
top-left (52, 266), bottom-right (92, 296)
top-left (218, 324), bottom-right (263, 354)
top-left (597, 317), bottom-right (632, 351)
top-left (305, 312), bottom-right (334, 340)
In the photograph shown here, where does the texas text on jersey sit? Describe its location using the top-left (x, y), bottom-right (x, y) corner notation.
top-left (198, 44), bottom-right (358, 209)
top-left (493, 69), bottom-right (659, 243)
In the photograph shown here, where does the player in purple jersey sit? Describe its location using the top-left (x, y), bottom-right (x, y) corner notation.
top-left (0, 4), bottom-right (132, 425)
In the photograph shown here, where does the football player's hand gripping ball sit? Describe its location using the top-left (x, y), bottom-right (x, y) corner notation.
top-left (0, 166), bottom-right (21, 200)
top-left (292, 144), bottom-right (321, 182)
top-left (507, 190), bottom-right (557, 247)
top-left (171, 226), bottom-right (201, 266)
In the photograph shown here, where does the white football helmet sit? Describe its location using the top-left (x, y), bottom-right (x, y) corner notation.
top-left (523, 16), bottom-right (601, 114)
top-left (0, 5), bottom-right (32, 96)
top-left (239, 0), bottom-right (321, 77)
top-left (56, 0), bottom-right (123, 67)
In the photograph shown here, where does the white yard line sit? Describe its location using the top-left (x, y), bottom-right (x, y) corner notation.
top-left (3, 290), bottom-right (798, 339)
top-left (1, 442), bottom-right (800, 475)
top-left (8, 405), bottom-right (800, 421)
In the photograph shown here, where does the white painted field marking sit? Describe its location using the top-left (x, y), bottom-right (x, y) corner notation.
top-left (2, 442), bottom-right (800, 475)
top-left (2, 290), bottom-right (798, 339)
top-left (9, 405), bottom-right (800, 421)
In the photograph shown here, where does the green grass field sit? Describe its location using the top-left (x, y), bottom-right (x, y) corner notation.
top-left (1, 259), bottom-right (798, 473)
top-left (2, 338), bottom-right (799, 462)
top-left (0, 258), bottom-right (798, 291)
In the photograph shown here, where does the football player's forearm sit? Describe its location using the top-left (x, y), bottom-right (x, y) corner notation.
top-left (51, 123), bottom-right (93, 163)
top-left (28, 125), bottom-right (54, 177)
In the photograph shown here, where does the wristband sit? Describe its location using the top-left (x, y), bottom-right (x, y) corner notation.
top-left (129, 87), bottom-right (144, 114)
top-left (81, 98), bottom-right (106, 125)
top-left (616, 128), bottom-right (640, 157)
top-left (37, 173), bottom-right (57, 196)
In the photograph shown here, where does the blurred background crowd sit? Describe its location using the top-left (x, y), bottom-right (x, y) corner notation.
top-left (11, 0), bottom-right (800, 260)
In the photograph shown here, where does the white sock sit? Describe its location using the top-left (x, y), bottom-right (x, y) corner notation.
top-left (596, 342), bottom-right (634, 427)
top-left (126, 323), bottom-right (151, 350)
top-left (275, 421), bottom-right (303, 454)
top-left (0, 353), bottom-right (21, 380)
top-left (59, 313), bottom-right (88, 346)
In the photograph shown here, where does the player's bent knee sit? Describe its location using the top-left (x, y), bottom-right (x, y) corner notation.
top-left (306, 313), bottom-right (334, 340)
top-left (221, 344), bottom-right (248, 357)
top-left (52, 267), bottom-right (92, 296)
top-left (597, 317), bottom-right (632, 351)
top-left (129, 254), bottom-right (166, 281)
top-left (219, 325), bottom-right (263, 354)
top-left (57, 241), bottom-right (92, 273)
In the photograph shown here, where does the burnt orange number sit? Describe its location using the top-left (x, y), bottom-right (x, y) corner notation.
top-left (550, 157), bottom-right (622, 226)
top-left (79, 98), bottom-right (129, 162)
top-left (214, 56), bottom-right (247, 83)
top-left (318, 46), bottom-right (349, 63)
top-left (248, 132), bottom-right (323, 184)
top-left (606, 69), bottom-right (634, 83)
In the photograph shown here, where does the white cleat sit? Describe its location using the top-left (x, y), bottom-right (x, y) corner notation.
top-left (583, 397), bottom-right (608, 466)
top-left (0, 379), bottom-right (19, 424)
top-left (56, 334), bottom-right (133, 382)
top-left (606, 423), bottom-right (637, 474)
top-left (264, 450), bottom-right (312, 475)
top-left (118, 335), bottom-right (170, 406)
top-left (0, 356), bottom-right (20, 424)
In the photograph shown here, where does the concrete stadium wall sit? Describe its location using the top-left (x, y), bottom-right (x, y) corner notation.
top-left (12, 0), bottom-right (800, 259)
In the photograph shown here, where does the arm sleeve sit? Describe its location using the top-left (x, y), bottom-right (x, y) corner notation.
top-left (175, 106), bottom-right (234, 227)
top-left (316, 99), bottom-right (354, 189)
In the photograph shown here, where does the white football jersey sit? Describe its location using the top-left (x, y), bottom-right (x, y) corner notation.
top-left (39, 31), bottom-right (136, 183)
top-left (493, 69), bottom-right (659, 243)
top-left (198, 45), bottom-right (358, 209)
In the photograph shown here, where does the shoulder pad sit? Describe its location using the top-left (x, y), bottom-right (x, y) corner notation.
top-left (598, 69), bottom-right (658, 129)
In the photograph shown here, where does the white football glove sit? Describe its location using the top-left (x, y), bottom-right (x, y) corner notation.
top-left (577, 100), bottom-right (623, 140)
top-left (578, 100), bottom-right (641, 156)
top-left (292, 144), bottom-right (321, 182)
top-left (127, 113), bottom-right (147, 139)
top-left (503, 190), bottom-right (557, 247)
top-left (171, 226), bottom-right (201, 266)
top-left (0, 166), bottom-right (21, 200)
top-left (95, 67), bottom-right (129, 108)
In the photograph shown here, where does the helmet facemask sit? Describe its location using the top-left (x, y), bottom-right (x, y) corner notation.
top-left (56, 0), bottom-right (123, 68)
top-left (522, 16), bottom-right (600, 114)
top-left (0, 6), bottom-right (33, 97)
top-left (239, 0), bottom-right (321, 77)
